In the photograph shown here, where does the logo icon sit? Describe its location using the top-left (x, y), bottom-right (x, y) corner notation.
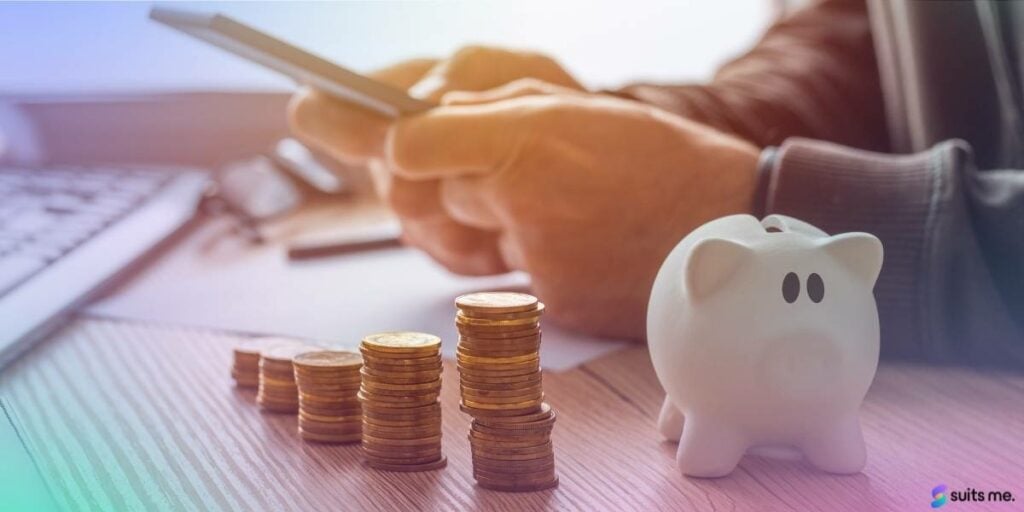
top-left (932, 484), bottom-right (949, 508)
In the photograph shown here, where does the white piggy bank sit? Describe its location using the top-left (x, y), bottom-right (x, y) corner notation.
top-left (647, 214), bottom-right (883, 478)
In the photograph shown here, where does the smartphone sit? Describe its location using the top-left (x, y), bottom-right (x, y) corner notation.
top-left (149, 7), bottom-right (434, 118)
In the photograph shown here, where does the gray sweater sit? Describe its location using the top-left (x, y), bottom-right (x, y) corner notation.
top-left (617, 0), bottom-right (1024, 365)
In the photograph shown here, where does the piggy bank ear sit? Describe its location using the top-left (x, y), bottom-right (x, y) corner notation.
top-left (684, 238), bottom-right (751, 300)
top-left (820, 233), bottom-right (883, 286)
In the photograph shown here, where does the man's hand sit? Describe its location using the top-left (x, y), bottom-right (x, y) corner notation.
top-left (383, 89), bottom-right (758, 339)
top-left (289, 46), bottom-right (581, 275)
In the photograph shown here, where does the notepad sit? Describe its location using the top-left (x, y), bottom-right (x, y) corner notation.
top-left (87, 218), bottom-right (628, 371)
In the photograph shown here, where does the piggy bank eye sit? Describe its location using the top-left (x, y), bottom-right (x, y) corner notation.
top-left (807, 273), bottom-right (825, 303)
top-left (782, 272), bottom-right (800, 303)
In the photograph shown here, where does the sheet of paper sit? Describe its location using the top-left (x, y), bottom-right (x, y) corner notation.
top-left (86, 218), bottom-right (629, 371)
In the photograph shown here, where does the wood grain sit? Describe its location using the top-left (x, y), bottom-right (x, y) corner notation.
top-left (1, 318), bottom-right (1022, 511)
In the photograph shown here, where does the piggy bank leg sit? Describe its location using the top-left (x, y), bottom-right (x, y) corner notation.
top-left (657, 397), bottom-right (684, 441)
top-left (801, 417), bottom-right (867, 474)
top-left (676, 415), bottom-right (747, 478)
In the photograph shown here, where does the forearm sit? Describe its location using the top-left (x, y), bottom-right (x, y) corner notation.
top-left (615, 0), bottom-right (888, 151)
top-left (763, 138), bottom-right (1024, 365)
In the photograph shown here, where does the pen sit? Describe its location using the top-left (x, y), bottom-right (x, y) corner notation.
top-left (286, 224), bottom-right (402, 260)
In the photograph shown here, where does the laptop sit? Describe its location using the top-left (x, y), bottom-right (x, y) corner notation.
top-left (0, 165), bottom-right (208, 368)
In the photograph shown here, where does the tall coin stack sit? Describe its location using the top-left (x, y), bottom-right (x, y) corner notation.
top-left (358, 332), bottom-right (446, 472)
top-left (455, 292), bottom-right (559, 492)
top-left (258, 343), bottom-right (318, 413)
top-left (293, 351), bottom-right (364, 443)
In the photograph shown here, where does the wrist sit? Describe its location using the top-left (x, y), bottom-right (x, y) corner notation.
top-left (753, 146), bottom-right (778, 218)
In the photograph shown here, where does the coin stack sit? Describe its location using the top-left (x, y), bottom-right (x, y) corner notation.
top-left (258, 343), bottom-right (319, 413)
top-left (293, 351), bottom-right (364, 443)
top-left (455, 292), bottom-right (559, 492)
top-left (358, 332), bottom-right (446, 472)
top-left (232, 337), bottom-right (303, 389)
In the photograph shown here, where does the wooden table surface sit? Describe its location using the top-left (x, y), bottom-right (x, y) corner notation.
top-left (1, 317), bottom-right (1021, 512)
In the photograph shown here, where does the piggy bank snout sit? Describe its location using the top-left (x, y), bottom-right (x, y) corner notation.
top-left (761, 330), bottom-right (846, 399)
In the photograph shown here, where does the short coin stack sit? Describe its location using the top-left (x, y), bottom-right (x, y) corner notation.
top-left (455, 292), bottom-right (559, 491)
top-left (232, 337), bottom-right (303, 389)
top-left (358, 332), bottom-right (446, 472)
top-left (258, 343), bottom-right (318, 413)
top-left (293, 351), bottom-right (364, 443)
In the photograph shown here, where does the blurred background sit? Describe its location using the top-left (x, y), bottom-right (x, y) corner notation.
top-left (0, 0), bottom-right (774, 167)
top-left (0, 0), bottom-right (784, 366)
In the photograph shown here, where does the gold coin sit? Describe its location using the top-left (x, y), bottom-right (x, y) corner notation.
top-left (462, 384), bottom-right (544, 398)
top-left (457, 365), bottom-right (541, 379)
top-left (360, 366), bottom-right (440, 378)
top-left (358, 386), bottom-right (441, 398)
top-left (456, 327), bottom-right (542, 340)
top-left (298, 404), bottom-right (360, 416)
top-left (365, 452), bottom-right (446, 465)
top-left (456, 322), bottom-right (540, 335)
top-left (262, 344), bottom-right (321, 364)
top-left (471, 450), bottom-right (552, 466)
top-left (459, 376), bottom-right (543, 392)
top-left (457, 343), bottom-right (541, 355)
top-left (299, 420), bottom-right (363, 436)
top-left (475, 475), bottom-right (559, 492)
top-left (473, 469), bottom-right (557, 486)
top-left (473, 459), bottom-right (555, 474)
top-left (258, 401), bottom-right (298, 414)
top-left (362, 421), bottom-right (442, 434)
top-left (361, 443), bottom-right (442, 456)
top-left (458, 303), bottom-right (545, 320)
top-left (360, 378), bottom-right (441, 392)
top-left (299, 429), bottom-right (362, 444)
top-left (360, 354), bottom-right (441, 369)
top-left (294, 367), bottom-right (362, 378)
top-left (359, 390), bottom-right (440, 403)
top-left (455, 314), bottom-right (541, 328)
top-left (361, 332), bottom-right (441, 353)
top-left (456, 352), bottom-right (539, 366)
top-left (462, 397), bottom-right (544, 410)
top-left (292, 350), bottom-right (362, 370)
top-left (473, 410), bottom-right (555, 430)
top-left (368, 456), bottom-right (447, 472)
top-left (471, 440), bottom-right (552, 454)
top-left (458, 333), bottom-right (542, 344)
top-left (473, 465), bottom-right (556, 479)
top-left (358, 348), bottom-right (440, 361)
top-left (460, 402), bottom-right (542, 417)
top-left (462, 391), bottom-right (544, 405)
top-left (362, 433), bottom-right (442, 446)
top-left (299, 391), bottom-right (360, 404)
top-left (360, 372), bottom-right (441, 387)
top-left (294, 370), bottom-right (362, 380)
top-left (473, 474), bottom-right (558, 489)
top-left (296, 379), bottom-right (362, 389)
top-left (295, 385), bottom-right (362, 397)
top-left (459, 372), bottom-right (543, 387)
top-left (362, 401), bottom-right (440, 417)
top-left (299, 410), bottom-right (363, 423)
top-left (471, 433), bottom-right (552, 448)
top-left (362, 411), bottom-right (441, 425)
top-left (361, 445), bottom-right (442, 457)
top-left (363, 426), bottom-right (442, 440)
top-left (357, 391), bottom-right (439, 407)
top-left (455, 292), bottom-right (538, 314)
